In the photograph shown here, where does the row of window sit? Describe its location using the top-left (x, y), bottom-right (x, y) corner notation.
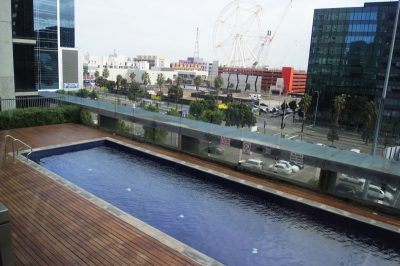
top-left (315, 8), bottom-right (378, 22)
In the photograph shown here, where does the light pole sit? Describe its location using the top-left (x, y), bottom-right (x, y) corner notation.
top-left (372, 0), bottom-right (400, 156)
top-left (313, 90), bottom-right (320, 127)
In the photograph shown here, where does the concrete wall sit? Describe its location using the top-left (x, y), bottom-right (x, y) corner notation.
top-left (220, 73), bottom-right (262, 92)
top-left (0, 0), bottom-right (16, 108)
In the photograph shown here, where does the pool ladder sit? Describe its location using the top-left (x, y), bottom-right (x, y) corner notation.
top-left (3, 135), bottom-right (32, 162)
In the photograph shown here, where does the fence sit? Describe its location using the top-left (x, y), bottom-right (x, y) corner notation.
top-left (0, 96), bottom-right (65, 111)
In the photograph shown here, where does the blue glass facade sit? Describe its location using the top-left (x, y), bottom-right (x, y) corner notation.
top-left (34, 0), bottom-right (59, 90)
top-left (307, 2), bottom-right (400, 132)
top-left (60, 0), bottom-right (75, 48)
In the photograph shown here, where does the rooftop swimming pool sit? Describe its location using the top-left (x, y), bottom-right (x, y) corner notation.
top-left (29, 140), bottom-right (400, 266)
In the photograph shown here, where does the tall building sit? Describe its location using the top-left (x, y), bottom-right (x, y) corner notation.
top-left (0, 0), bottom-right (81, 109)
top-left (307, 2), bottom-right (400, 131)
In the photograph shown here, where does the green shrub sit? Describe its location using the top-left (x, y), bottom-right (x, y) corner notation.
top-left (80, 111), bottom-right (93, 126)
top-left (117, 120), bottom-right (131, 135)
top-left (60, 105), bottom-right (82, 123)
top-left (0, 105), bottom-right (82, 130)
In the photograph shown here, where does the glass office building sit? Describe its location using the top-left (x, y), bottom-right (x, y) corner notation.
top-left (60, 0), bottom-right (75, 48)
top-left (307, 2), bottom-right (400, 132)
top-left (10, 0), bottom-right (75, 91)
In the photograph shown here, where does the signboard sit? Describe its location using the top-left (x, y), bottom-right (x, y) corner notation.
top-left (220, 136), bottom-right (231, 146)
top-left (64, 83), bottom-right (79, 89)
top-left (243, 141), bottom-right (251, 155)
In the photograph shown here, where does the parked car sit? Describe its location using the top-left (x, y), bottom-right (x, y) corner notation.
top-left (289, 161), bottom-right (304, 170)
top-left (204, 146), bottom-right (224, 155)
top-left (238, 159), bottom-right (264, 170)
top-left (368, 184), bottom-right (394, 202)
top-left (270, 162), bottom-right (292, 175)
top-left (336, 175), bottom-right (394, 202)
top-left (249, 94), bottom-right (262, 100)
top-left (278, 160), bottom-right (300, 173)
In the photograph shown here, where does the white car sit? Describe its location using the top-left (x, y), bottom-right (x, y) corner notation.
top-left (270, 162), bottom-right (292, 175)
top-left (238, 159), bottom-right (263, 170)
top-left (368, 184), bottom-right (394, 202)
top-left (278, 160), bottom-right (300, 173)
top-left (336, 176), bottom-right (394, 202)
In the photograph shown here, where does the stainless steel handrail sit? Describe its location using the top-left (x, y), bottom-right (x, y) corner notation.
top-left (4, 135), bottom-right (32, 161)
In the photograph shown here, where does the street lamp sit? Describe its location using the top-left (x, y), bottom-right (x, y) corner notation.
top-left (372, 0), bottom-right (400, 156)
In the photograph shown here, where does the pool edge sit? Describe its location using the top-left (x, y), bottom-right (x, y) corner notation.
top-left (17, 137), bottom-right (400, 259)
top-left (17, 138), bottom-right (222, 266)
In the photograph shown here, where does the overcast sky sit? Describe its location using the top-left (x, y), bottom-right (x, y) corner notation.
top-left (76, 0), bottom-right (393, 70)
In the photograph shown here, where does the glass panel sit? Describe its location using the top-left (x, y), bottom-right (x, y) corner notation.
top-left (60, 0), bottom-right (75, 47)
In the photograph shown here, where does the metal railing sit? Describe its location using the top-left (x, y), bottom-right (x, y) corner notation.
top-left (0, 96), bottom-right (64, 111)
top-left (4, 135), bottom-right (32, 161)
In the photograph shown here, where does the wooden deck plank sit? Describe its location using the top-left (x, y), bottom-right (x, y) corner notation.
top-left (1, 126), bottom-right (199, 265)
top-left (1, 123), bottom-right (400, 265)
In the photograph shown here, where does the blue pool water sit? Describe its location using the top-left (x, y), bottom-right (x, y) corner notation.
top-left (35, 143), bottom-right (400, 266)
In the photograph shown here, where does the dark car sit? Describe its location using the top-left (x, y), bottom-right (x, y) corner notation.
top-left (204, 146), bottom-right (224, 155)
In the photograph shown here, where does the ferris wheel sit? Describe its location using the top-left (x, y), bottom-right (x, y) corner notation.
top-left (213, 0), bottom-right (269, 68)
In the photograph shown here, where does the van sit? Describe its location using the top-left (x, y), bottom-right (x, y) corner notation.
top-left (238, 159), bottom-right (263, 170)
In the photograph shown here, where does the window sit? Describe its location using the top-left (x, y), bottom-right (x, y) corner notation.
top-left (13, 43), bottom-right (36, 92)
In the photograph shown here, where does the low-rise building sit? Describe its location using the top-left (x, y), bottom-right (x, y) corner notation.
top-left (218, 66), bottom-right (307, 95)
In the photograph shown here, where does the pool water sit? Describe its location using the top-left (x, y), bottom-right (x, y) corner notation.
top-left (36, 145), bottom-right (400, 266)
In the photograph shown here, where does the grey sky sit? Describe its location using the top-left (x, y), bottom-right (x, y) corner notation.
top-left (76, 0), bottom-right (393, 70)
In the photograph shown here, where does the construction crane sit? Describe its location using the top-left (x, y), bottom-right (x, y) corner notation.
top-left (252, 0), bottom-right (294, 67)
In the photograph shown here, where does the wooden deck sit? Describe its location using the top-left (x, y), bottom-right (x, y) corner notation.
top-left (1, 123), bottom-right (400, 265)
top-left (0, 125), bottom-right (198, 265)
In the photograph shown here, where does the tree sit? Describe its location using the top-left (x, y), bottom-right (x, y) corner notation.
top-left (225, 102), bottom-right (256, 128)
top-left (94, 70), bottom-right (100, 79)
top-left (106, 80), bottom-right (116, 92)
top-left (361, 100), bottom-right (377, 144)
top-left (166, 108), bottom-right (180, 117)
top-left (214, 76), bottom-right (224, 104)
top-left (298, 94), bottom-right (312, 133)
top-left (189, 99), bottom-right (216, 119)
top-left (102, 67), bottom-right (110, 79)
top-left (194, 75), bottom-right (203, 100)
top-left (156, 73), bottom-right (165, 90)
top-left (116, 74), bottom-right (123, 92)
top-left (83, 66), bottom-right (89, 79)
top-left (175, 76), bottom-right (183, 87)
top-left (289, 100), bottom-right (298, 122)
top-left (168, 86), bottom-right (183, 104)
top-left (327, 95), bottom-right (346, 146)
top-left (142, 104), bottom-right (168, 142)
top-left (141, 71), bottom-right (150, 86)
top-left (95, 76), bottom-right (107, 87)
top-left (245, 83), bottom-right (251, 91)
top-left (127, 82), bottom-right (144, 102)
top-left (281, 102), bottom-right (289, 111)
top-left (129, 72), bottom-right (136, 83)
top-left (200, 110), bottom-right (224, 125)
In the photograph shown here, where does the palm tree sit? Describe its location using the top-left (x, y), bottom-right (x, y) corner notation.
top-left (141, 72), bottom-right (150, 86)
top-left (361, 100), bottom-right (377, 144)
top-left (289, 100), bottom-right (298, 123)
top-left (214, 76), bottom-right (224, 104)
top-left (102, 66), bottom-right (110, 79)
top-left (129, 72), bottom-right (136, 83)
top-left (156, 73), bottom-right (165, 90)
top-left (194, 75), bottom-right (203, 100)
top-left (298, 94), bottom-right (312, 133)
top-left (327, 95), bottom-right (346, 145)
